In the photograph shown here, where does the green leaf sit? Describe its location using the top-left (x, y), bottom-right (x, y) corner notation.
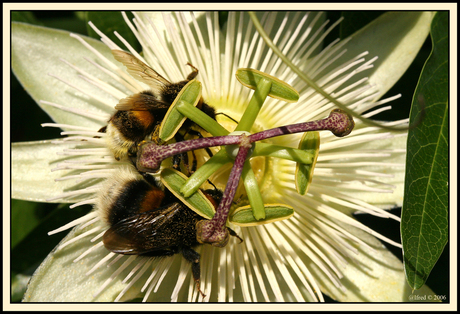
top-left (86, 11), bottom-right (141, 52)
top-left (11, 272), bottom-right (31, 302)
top-left (218, 11), bottom-right (229, 29)
top-left (11, 11), bottom-right (41, 24)
top-left (339, 11), bottom-right (384, 39)
top-left (32, 12), bottom-right (87, 35)
top-left (11, 204), bottom-right (90, 275)
top-left (11, 200), bottom-right (51, 248)
top-left (401, 12), bottom-right (448, 290)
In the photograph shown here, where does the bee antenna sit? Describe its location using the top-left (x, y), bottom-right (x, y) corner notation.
top-left (206, 179), bottom-right (218, 191)
top-left (233, 194), bottom-right (243, 205)
top-left (185, 62), bottom-right (199, 80)
top-left (215, 112), bottom-right (239, 124)
top-left (186, 62), bottom-right (198, 72)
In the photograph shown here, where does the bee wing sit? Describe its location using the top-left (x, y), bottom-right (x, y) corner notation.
top-left (102, 202), bottom-right (184, 255)
top-left (112, 50), bottom-right (171, 91)
top-left (115, 92), bottom-right (171, 111)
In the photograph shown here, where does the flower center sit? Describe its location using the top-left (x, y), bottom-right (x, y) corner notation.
top-left (200, 112), bottom-right (274, 204)
top-left (135, 69), bottom-right (353, 244)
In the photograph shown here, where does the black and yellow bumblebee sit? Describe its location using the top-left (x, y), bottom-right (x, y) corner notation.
top-left (97, 166), bottom-right (241, 298)
top-left (101, 50), bottom-right (216, 163)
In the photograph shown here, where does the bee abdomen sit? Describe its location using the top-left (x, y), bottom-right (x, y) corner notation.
top-left (107, 179), bottom-right (165, 226)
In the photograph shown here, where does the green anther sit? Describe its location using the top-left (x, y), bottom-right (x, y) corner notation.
top-left (230, 204), bottom-right (294, 226)
top-left (236, 68), bottom-right (299, 103)
top-left (295, 131), bottom-right (320, 195)
top-left (176, 100), bottom-right (229, 137)
top-left (234, 68), bottom-right (299, 132)
top-left (252, 142), bottom-right (315, 164)
top-left (159, 79), bottom-right (202, 142)
top-left (180, 150), bottom-right (232, 197)
top-left (242, 162), bottom-right (266, 220)
top-left (160, 168), bottom-right (216, 220)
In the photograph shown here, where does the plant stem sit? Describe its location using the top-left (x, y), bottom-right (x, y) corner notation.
top-left (235, 78), bottom-right (272, 132)
top-left (176, 101), bottom-right (229, 136)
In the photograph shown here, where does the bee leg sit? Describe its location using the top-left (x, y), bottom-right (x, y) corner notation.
top-left (170, 151), bottom-right (190, 175)
top-left (227, 227), bottom-right (244, 244)
top-left (186, 62), bottom-right (199, 80)
top-left (181, 152), bottom-right (191, 175)
top-left (152, 130), bottom-right (162, 146)
top-left (202, 147), bottom-right (213, 159)
top-left (128, 154), bottom-right (137, 167)
top-left (205, 179), bottom-right (220, 195)
top-left (181, 246), bottom-right (206, 298)
top-left (187, 130), bottom-right (214, 159)
top-left (233, 194), bottom-right (244, 205)
top-left (97, 125), bottom-right (107, 133)
top-left (140, 171), bottom-right (161, 187)
top-left (189, 150), bottom-right (198, 174)
top-left (173, 133), bottom-right (194, 176)
top-left (172, 154), bottom-right (182, 171)
top-left (94, 125), bottom-right (107, 139)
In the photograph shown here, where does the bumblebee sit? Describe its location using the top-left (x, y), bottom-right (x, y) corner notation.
top-left (102, 50), bottom-right (216, 162)
top-left (97, 166), bottom-right (240, 298)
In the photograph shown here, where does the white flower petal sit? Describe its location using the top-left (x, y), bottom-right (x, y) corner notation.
top-left (310, 222), bottom-right (436, 302)
top-left (12, 138), bottom-right (115, 202)
top-left (12, 22), bottom-right (123, 130)
top-left (23, 220), bottom-right (141, 302)
top-left (335, 11), bottom-right (434, 101)
top-left (12, 140), bottom-right (86, 202)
